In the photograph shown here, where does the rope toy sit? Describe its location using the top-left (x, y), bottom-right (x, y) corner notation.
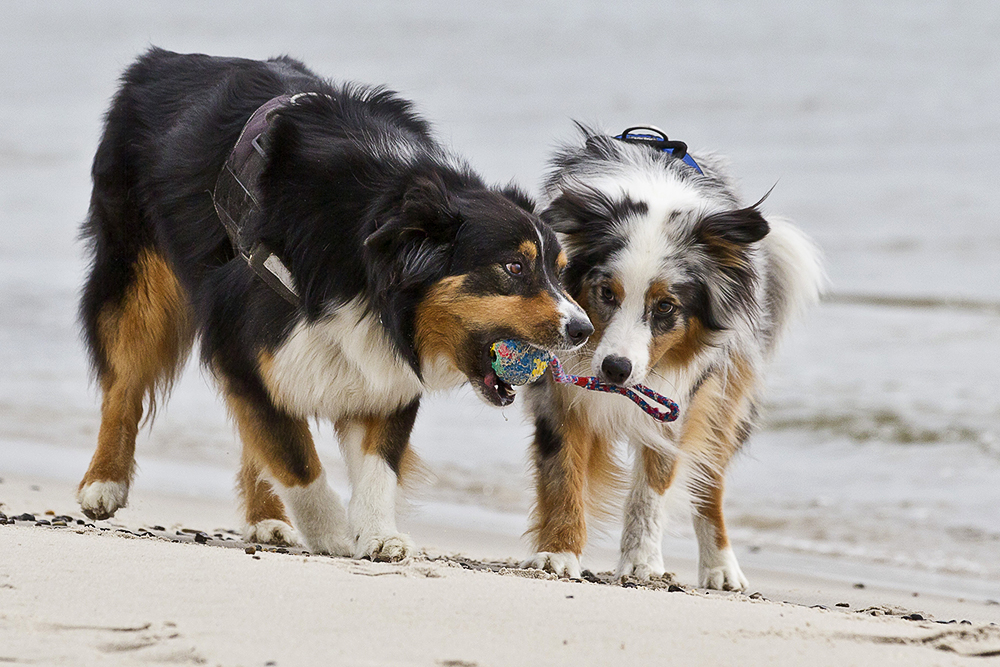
top-left (490, 339), bottom-right (679, 422)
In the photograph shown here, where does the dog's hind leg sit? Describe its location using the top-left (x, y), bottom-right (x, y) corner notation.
top-left (78, 249), bottom-right (192, 519)
top-left (224, 386), bottom-right (351, 556)
top-left (335, 399), bottom-right (420, 562)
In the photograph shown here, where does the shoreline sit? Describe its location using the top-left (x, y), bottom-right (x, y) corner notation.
top-left (2, 472), bottom-right (1000, 665)
top-left (4, 440), bottom-right (999, 606)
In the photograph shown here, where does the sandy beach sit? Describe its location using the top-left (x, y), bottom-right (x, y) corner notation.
top-left (2, 473), bottom-right (999, 666)
top-left (2, 1), bottom-right (1000, 665)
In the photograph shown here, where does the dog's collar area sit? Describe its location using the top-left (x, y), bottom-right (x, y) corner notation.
top-left (212, 92), bottom-right (333, 307)
top-left (613, 125), bottom-right (704, 174)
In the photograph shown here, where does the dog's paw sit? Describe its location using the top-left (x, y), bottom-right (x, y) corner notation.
top-left (306, 531), bottom-right (353, 557)
top-left (354, 533), bottom-right (414, 562)
top-left (699, 547), bottom-right (748, 591)
top-left (615, 549), bottom-right (666, 581)
top-left (244, 520), bottom-right (301, 547)
top-left (77, 480), bottom-right (128, 520)
top-left (520, 551), bottom-right (582, 579)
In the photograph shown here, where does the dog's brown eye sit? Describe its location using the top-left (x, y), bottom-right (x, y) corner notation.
top-left (505, 262), bottom-right (523, 276)
top-left (600, 285), bottom-right (616, 304)
top-left (656, 300), bottom-right (676, 316)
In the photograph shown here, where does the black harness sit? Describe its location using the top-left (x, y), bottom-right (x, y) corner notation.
top-left (212, 93), bottom-right (322, 306)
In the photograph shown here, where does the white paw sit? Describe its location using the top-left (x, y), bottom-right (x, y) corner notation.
top-left (616, 549), bottom-right (666, 581)
top-left (699, 547), bottom-right (748, 591)
top-left (244, 520), bottom-right (301, 547)
top-left (78, 480), bottom-right (128, 520)
top-left (354, 533), bottom-right (414, 562)
top-left (520, 552), bottom-right (582, 579)
top-left (306, 531), bottom-right (353, 557)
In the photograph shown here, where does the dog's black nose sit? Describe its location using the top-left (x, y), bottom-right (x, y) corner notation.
top-left (565, 318), bottom-right (594, 344)
top-left (601, 355), bottom-right (632, 385)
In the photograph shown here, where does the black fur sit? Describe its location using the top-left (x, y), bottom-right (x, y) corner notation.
top-left (79, 47), bottom-right (555, 387)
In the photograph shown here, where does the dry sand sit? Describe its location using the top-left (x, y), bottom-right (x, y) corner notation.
top-left (1, 473), bottom-right (998, 666)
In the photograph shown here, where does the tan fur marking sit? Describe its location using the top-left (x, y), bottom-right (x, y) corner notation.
top-left (414, 275), bottom-right (565, 366)
top-left (556, 251), bottom-right (568, 273)
top-left (81, 250), bottom-right (192, 490)
top-left (644, 281), bottom-right (676, 311)
top-left (703, 235), bottom-right (753, 271)
top-left (569, 276), bottom-right (621, 351)
top-left (652, 317), bottom-right (710, 371)
top-left (239, 450), bottom-right (292, 526)
top-left (358, 415), bottom-right (384, 455)
top-left (518, 240), bottom-right (538, 264)
top-left (648, 325), bottom-right (690, 371)
top-left (531, 406), bottom-right (621, 555)
top-left (334, 416), bottom-right (416, 486)
top-left (223, 385), bottom-right (322, 489)
top-left (641, 447), bottom-right (677, 496)
top-left (679, 356), bottom-right (757, 550)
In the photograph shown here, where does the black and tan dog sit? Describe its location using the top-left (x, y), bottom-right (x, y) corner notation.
top-left (77, 48), bottom-right (591, 560)
top-left (522, 126), bottom-right (823, 589)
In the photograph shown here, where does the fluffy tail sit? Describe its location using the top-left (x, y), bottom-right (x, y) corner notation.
top-left (759, 217), bottom-right (826, 352)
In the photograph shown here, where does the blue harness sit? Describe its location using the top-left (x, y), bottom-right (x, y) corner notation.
top-left (613, 125), bottom-right (704, 174)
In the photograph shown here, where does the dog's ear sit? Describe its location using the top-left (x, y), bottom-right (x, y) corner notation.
top-left (540, 192), bottom-right (582, 235)
top-left (541, 187), bottom-right (648, 237)
top-left (688, 204), bottom-right (768, 333)
top-left (366, 175), bottom-right (459, 251)
top-left (695, 204), bottom-right (769, 247)
top-left (364, 175), bottom-right (460, 288)
top-left (497, 183), bottom-right (536, 214)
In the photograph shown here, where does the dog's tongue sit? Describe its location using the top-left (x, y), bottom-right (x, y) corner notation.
top-left (485, 371), bottom-right (498, 390)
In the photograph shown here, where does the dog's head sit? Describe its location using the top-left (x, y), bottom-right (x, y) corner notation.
top-left (365, 172), bottom-right (592, 406)
top-left (541, 131), bottom-right (768, 386)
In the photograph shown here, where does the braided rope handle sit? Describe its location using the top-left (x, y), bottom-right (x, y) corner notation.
top-left (548, 357), bottom-right (679, 423)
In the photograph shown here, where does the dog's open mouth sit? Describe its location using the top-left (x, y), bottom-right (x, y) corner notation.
top-left (478, 344), bottom-right (516, 407)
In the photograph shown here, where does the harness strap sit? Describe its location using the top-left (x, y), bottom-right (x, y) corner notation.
top-left (212, 94), bottom-right (303, 305)
top-left (613, 125), bottom-right (704, 175)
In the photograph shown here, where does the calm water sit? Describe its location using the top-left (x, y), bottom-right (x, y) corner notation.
top-left (1, 1), bottom-right (998, 589)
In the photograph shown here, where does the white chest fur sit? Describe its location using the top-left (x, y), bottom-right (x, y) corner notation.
top-left (265, 300), bottom-right (426, 420)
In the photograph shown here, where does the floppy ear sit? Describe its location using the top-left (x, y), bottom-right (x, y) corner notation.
top-left (688, 204), bottom-right (768, 333)
top-left (363, 175), bottom-right (463, 374)
top-left (497, 183), bottom-right (536, 214)
top-left (541, 186), bottom-right (647, 237)
top-left (540, 191), bottom-right (585, 235)
top-left (695, 204), bottom-right (769, 246)
top-left (365, 175), bottom-right (460, 260)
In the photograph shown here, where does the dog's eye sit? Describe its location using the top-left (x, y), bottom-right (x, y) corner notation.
top-left (505, 262), bottom-right (523, 276)
top-left (656, 300), bottom-right (676, 316)
top-left (600, 285), bottom-right (617, 304)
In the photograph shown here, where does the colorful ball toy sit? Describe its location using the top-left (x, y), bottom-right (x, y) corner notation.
top-left (489, 339), bottom-right (679, 422)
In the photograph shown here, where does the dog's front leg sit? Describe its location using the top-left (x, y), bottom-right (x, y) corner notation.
top-left (690, 462), bottom-right (748, 591)
top-left (616, 444), bottom-right (676, 581)
top-left (225, 387), bottom-right (351, 556)
top-left (521, 415), bottom-right (598, 579)
top-left (336, 400), bottom-right (420, 562)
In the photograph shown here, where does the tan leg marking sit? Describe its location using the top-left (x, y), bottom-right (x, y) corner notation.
top-left (640, 446), bottom-right (678, 496)
top-left (679, 356), bottom-right (757, 550)
top-left (531, 409), bottom-right (607, 555)
top-left (223, 387), bottom-right (322, 489)
top-left (80, 250), bottom-right (192, 495)
top-left (238, 451), bottom-right (291, 526)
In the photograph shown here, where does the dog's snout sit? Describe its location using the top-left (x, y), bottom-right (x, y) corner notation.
top-left (565, 317), bottom-right (594, 345)
top-left (600, 355), bottom-right (632, 385)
